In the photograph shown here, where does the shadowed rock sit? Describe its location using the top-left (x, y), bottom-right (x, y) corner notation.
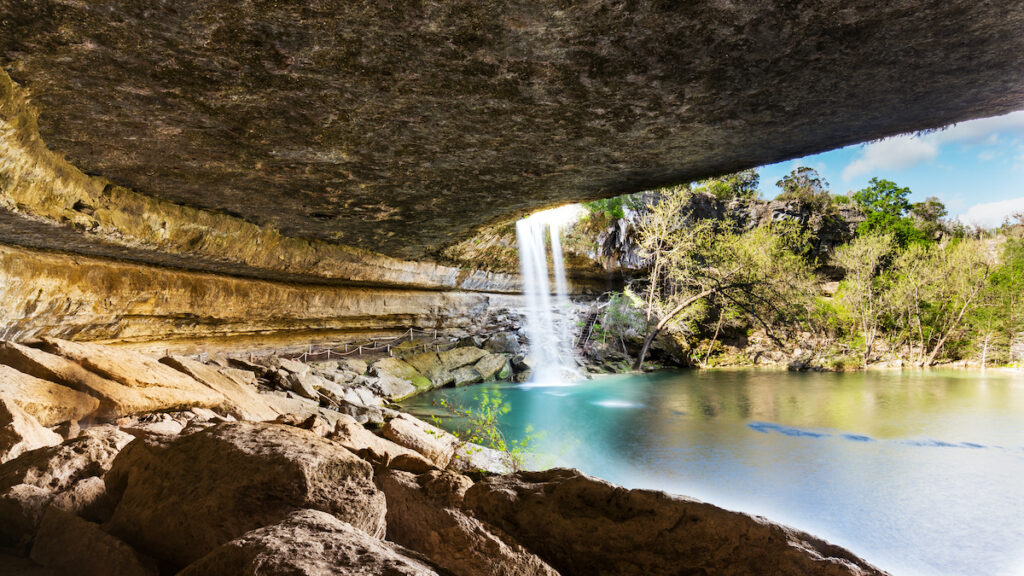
top-left (463, 468), bottom-right (889, 576)
top-left (0, 425), bottom-right (133, 546)
top-left (377, 468), bottom-right (559, 576)
top-left (103, 421), bottom-right (386, 568)
top-left (178, 509), bottom-right (447, 576)
top-left (30, 507), bottom-right (158, 576)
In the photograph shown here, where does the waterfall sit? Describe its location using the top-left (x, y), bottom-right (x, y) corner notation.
top-left (516, 205), bottom-right (581, 384)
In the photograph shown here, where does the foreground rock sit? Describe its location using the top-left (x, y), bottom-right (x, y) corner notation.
top-left (463, 468), bottom-right (889, 576)
top-left (30, 507), bottom-right (158, 576)
top-left (179, 509), bottom-right (445, 576)
top-left (0, 398), bottom-right (61, 463)
top-left (0, 364), bottom-right (99, 426)
top-left (0, 425), bottom-right (133, 546)
top-left (377, 468), bottom-right (559, 576)
top-left (37, 339), bottom-right (225, 412)
top-left (104, 421), bottom-right (386, 567)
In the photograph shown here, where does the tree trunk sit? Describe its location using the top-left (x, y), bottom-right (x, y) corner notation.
top-left (634, 288), bottom-right (716, 370)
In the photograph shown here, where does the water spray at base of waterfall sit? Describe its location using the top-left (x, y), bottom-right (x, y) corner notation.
top-left (516, 205), bottom-right (583, 386)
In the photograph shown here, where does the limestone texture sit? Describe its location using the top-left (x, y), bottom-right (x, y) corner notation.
top-left (0, 364), bottom-right (99, 427)
top-left (329, 414), bottom-right (434, 470)
top-left (30, 507), bottom-right (158, 576)
top-left (103, 421), bottom-right (386, 568)
top-left (0, 398), bottom-right (61, 463)
top-left (178, 509), bottom-right (445, 576)
top-left (377, 469), bottom-right (558, 576)
top-left (159, 355), bottom-right (279, 421)
top-left (0, 425), bottom-right (133, 545)
top-left (464, 468), bottom-right (889, 576)
top-left (37, 339), bottom-right (225, 412)
top-left (381, 414), bottom-right (460, 470)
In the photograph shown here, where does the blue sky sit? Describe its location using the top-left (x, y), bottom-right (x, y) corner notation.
top-left (755, 111), bottom-right (1024, 228)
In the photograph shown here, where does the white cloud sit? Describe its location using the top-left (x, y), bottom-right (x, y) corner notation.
top-left (977, 150), bottom-right (997, 162)
top-left (841, 110), bottom-right (1024, 181)
top-left (841, 136), bottom-right (938, 180)
top-left (957, 197), bottom-right (1024, 228)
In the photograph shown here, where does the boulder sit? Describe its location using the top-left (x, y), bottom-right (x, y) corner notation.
top-left (0, 425), bottom-right (133, 545)
top-left (370, 374), bottom-right (418, 401)
top-left (484, 333), bottom-right (522, 355)
top-left (0, 399), bottom-right (61, 463)
top-left (452, 443), bottom-right (513, 475)
top-left (0, 365), bottom-right (99, 427)
top-left (0, 342), bottom-right (189, 419)
top-left (438, 347), bottom-right (490, 371)
top-left (30, 507), bottom-right (158, 576)
top-left (338, 358), bottom-right (368, 375)
top-left (37, 339), bottom-right (226, 412)
top-left (287, 372), bottom-right (321, 400)
top-left (463, 468), bottom-right (889, 576)
top-left (329, 414), bottom-right (434, 470)
top-left (377, 469), bottom-right (558, 576)
top-left (119, 418), bottom-right (184, 438)
top-left (451, 366), bottom-right (482, 387)
top-left (372, 357), bottom-right (434, 390)
top-left (178, 509), bottom-right (444, 576)
top-left (104, 422), bottom-right (386, 568)
top-left (381, 414), bottom-right (459, 469)
top-left (225, 357), bottom-right (270, 378)
top-left (258, 391), bottom-right (319, 420)
top-left (276, 358), bottom-right (310, 375)
top-left (402, 352), bottom-right (456, 388)
top-left (159, 356), bottom-right (278, 421)
top-left (474, 353), bottom-right (510, 381)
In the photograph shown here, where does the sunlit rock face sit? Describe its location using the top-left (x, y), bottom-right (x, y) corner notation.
top-left (1, 0), bottom-right (1023, 262)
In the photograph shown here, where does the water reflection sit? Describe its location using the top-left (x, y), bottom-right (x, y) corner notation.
top-left (403, 369), bottom-right (1024, 576)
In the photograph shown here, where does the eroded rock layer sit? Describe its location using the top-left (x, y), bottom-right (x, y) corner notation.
top-left (0, 243), bottom-right (522, 345)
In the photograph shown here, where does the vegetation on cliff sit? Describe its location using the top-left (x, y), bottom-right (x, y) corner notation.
top-left (585, 168), bottom-right (1024, 371)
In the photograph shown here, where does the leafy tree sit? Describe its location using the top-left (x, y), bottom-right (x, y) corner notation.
top-left (695, 169), bottom-right (760, 201)
top-left (852, 178), bottom-right (928, 247)
top-left (634, 184), bottom-right (702, 322)
top-left (777, 166), bottom-right (828, 197)
top-left (775, 167), bottom-right (832, 211)
top-left (633, 224), bottom-right (815, 369)
top-left (833, 233), bottom-right (893, 366)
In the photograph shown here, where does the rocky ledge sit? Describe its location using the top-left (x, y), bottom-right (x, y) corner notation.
top-left (0, 338), bottom-right (888, 575)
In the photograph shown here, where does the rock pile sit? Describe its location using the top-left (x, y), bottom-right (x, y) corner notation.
top-left (0, 337), bottom-right (890, 575)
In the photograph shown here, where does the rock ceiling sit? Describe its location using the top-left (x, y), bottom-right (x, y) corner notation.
top-left (1, 0), bottom-right (1022, 267)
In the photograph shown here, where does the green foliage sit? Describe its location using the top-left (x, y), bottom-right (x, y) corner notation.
top-left (694, 169), bottom-right (760, 201)
top-left (852, 178), bottom-right (931, 248)
top-left (582, 197), bottom-right (626, 219)
top-left (431, 388), bottom-right (538, 472)
top-left (775, 167), bottom-right (833, 212)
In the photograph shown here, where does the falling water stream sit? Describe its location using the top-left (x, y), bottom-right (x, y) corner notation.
top-left (515, 206), bottom-right (581, 384)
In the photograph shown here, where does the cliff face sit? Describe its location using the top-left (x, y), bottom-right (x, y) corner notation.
top-left (0, 244), bottom-right (523, 349)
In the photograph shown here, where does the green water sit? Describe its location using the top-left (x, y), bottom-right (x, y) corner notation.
top-left (402, 369), bottom-right (1024, 576)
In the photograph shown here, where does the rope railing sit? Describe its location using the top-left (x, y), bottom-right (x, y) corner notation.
top-left (278, 327), bottom-right (461, 363)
